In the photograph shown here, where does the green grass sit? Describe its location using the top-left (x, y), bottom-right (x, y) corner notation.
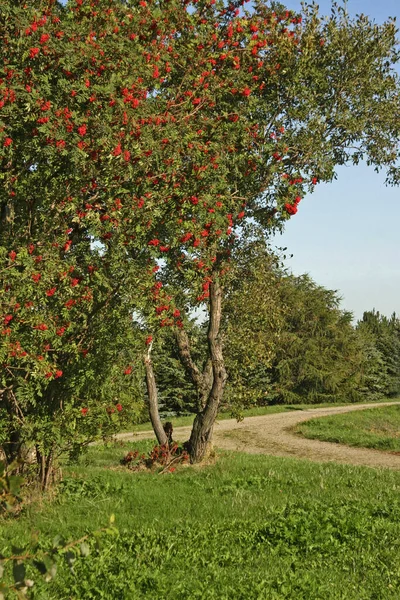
top-left (297, 404), bottom-right (400, 452)
top-left (128, 397), bottom-right (400, 432)
top-left (2, 440), bottom-right (400, 598)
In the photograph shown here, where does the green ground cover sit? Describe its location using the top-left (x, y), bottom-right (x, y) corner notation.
top-left (2, 441), bottom-right (400, 599)
top-left (297, 404), bottom-right (400, 452)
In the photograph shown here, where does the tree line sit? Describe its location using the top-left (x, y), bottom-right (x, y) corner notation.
top-left (153, 242), bottom-right (400, 417)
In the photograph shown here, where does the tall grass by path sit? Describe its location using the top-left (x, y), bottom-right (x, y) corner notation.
top-left (296, 404), bottom-right (400, 451)
top-left (2, 441), bottom-right (400, 599)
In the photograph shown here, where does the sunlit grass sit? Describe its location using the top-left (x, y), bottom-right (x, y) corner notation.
top-left (2, 439), bottom-right (400, 598)
top-left (297, 403), bottom-right (400, 451)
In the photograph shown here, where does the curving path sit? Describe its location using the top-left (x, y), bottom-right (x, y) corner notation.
top-left (116, 402), bottom-right (400, 470)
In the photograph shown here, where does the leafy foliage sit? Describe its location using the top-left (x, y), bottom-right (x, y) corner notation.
top-left (356, 311), bottom-right (400, 399)
top-left (223, 235), bottom-right (285, 409)
top-left (3, 444), bottom-right (400, 598)
top-left (0, 515), bottom-right (118, 600)
top-left (222, 241), bottom-right (366, 408)
top-left (0, 461), bottom-right (23, 514)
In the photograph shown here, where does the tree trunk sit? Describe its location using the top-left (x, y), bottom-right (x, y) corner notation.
top-left (36, 446), bottom-right (56, 491)
top-left (189, 280), bottom-right (227, 463)
top-left (1, 387), bottom-right (23, 467)
top-left (43, 450), bottom-right (54, 491)
top-left (199, 359), bottom-right (213, 410)
top-left (144, 344), bottom-right (168, 446)
top-left (175, 329), bottom-right (213, 411)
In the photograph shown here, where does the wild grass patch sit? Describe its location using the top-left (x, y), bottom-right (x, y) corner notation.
top-left (2, 442), bottom-right (400, 598)
top-left (297, 404), bottom-right (400, 451)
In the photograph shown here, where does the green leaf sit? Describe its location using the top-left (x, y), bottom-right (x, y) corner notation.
top-left (80, 542), bottom-right (90, 557)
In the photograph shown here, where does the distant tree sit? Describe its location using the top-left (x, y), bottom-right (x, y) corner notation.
top-left (357, 310), bottom-right (400, 398)
top-left (222, 233), bottom-right (285, 411)
top-left (268, 275), bottom-right (365, 404)
top-left (223, 240), bottom-right (366, 407)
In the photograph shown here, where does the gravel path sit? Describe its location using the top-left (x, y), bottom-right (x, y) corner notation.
top-left (116, 402), bottom-right (400, 470)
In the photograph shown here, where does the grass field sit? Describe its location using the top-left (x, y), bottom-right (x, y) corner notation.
top-left (297, 404), bottom-right (400, 452)
top-left (2, 439), bottom-right (400, 599)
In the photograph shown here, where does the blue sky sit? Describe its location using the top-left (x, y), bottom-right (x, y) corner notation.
top-left (273, 0), bottom-right (400, 322)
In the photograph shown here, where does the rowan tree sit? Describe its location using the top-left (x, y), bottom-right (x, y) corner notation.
top-left (0, 0), bottom-right (152, 481)
top-left (136, 0), bottom-right (400, 460)
top-left (1, 0), bottom-right (399, 467)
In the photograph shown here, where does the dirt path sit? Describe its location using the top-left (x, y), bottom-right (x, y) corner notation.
top-left (116, 402), bottom-right (400, 470)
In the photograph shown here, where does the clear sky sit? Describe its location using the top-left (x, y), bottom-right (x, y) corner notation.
top-left (272, 0), bottom-right (400, 322)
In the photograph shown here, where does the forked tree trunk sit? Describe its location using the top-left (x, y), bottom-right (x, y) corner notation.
top-left (188, 280), bottom-right (227, 463)
top-left (147, 280), bottom-right (226, 461)
top-left (175, 330), bottom-right (213, 411)
top-left (144, 344), bottom-right (168, 446)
